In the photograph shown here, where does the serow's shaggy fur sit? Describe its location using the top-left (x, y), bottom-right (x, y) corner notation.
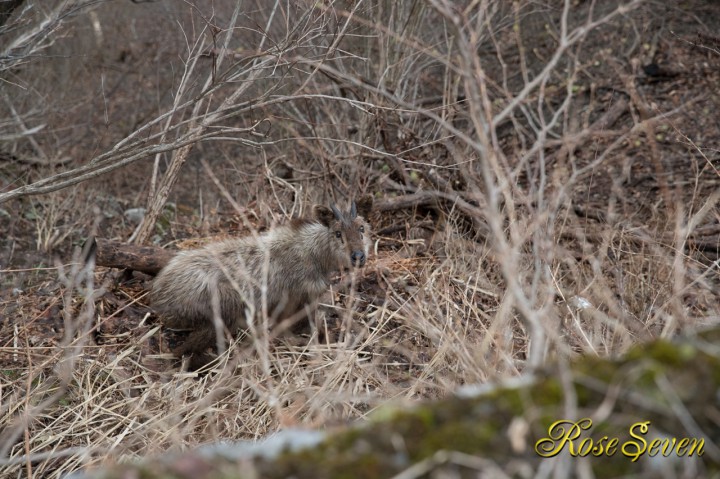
top-left (151, 196), bottom-right (373, 368)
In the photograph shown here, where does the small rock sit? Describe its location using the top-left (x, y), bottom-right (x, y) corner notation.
top-left (124, 207), bottom-right (146, 224)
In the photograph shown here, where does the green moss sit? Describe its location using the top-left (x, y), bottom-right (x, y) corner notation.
top-left (1, 369), bottom-right (21, 380)
top-left (624, 338), bottom-right (696, 367)
top-left (527, 377), bottom-right (564, 407)
top-left (574, 354), bottom-right (623, 384)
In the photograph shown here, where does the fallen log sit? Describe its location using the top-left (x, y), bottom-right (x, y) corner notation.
top-left (86, 237), bottom-right (176, 275)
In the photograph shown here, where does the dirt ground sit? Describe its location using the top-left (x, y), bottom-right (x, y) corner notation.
top-left (1, 0), bottom-right (720, 476)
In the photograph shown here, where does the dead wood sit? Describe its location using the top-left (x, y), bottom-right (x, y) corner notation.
top-left (379, 177), bottom-right (491, 238)
top-left (376, 220), bottom-right (436, 236)
top-left (374, 191), bottom-right (441, 212)
top-left (87, 238), bottom-right (176, 275)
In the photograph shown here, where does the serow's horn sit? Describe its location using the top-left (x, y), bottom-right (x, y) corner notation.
top-left (330, 204), bottom-right (342, 220)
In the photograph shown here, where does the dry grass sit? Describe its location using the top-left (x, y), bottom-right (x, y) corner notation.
top-left (2, 0), bottom-right (720, 476)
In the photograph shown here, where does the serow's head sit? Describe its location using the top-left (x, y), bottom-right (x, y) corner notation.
top-left (314, 195), bottom-right (373, 269)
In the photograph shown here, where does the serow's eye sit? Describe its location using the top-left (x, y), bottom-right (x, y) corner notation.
top-left (359, 226), bottom-right (365, 233)
top-left (335, 231), bottom-right (342, 238)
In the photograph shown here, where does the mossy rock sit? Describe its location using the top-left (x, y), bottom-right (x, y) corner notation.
top-left (78, 329), bottom-right (720, 478)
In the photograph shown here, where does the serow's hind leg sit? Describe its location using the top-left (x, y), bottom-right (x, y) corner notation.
top-left (173, 325), bottom-right (219, 370)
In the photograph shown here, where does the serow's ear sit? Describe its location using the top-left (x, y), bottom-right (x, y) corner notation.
top-left (355, 194), bottom-right (374, 218)
top-left (313, 205), bottom-right (335, 227)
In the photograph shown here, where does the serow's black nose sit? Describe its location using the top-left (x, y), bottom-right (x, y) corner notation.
top-left (351, 250), bottom-right (366, 267)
